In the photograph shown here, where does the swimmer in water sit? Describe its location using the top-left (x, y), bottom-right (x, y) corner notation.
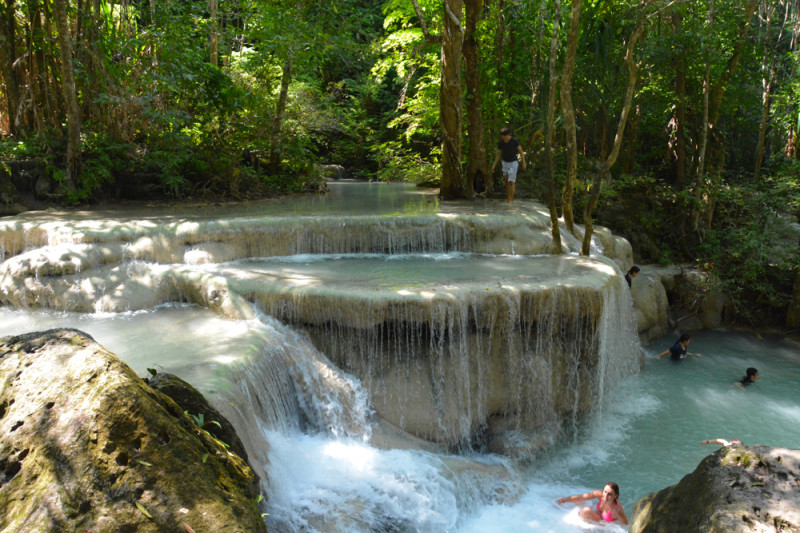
top-left (556, 482), bottom-right (629, 525)
top-left (657, 333), bottom-right (701, 360)
top-left (735, 367), bottom-right (759, 388)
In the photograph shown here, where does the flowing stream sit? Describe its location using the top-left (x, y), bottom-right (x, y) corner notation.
top-left (1, 182), bottom-right (797, 532)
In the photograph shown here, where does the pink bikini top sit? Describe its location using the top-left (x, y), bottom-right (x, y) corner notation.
top-left (597, 500), bottom-right (616, 522)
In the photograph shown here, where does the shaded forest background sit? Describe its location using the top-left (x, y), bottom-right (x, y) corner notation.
top-left (0, 0), bottom-right (798, 328)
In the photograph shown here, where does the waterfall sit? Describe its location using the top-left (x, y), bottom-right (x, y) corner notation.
top-left (202, 257), bottom-right (641, 532)
top-left (206, 307), bottom-right (527, 533)
top-left (0, 183), bottom-right (645, 532)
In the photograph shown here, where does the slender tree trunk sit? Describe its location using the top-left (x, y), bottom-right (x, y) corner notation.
top-left (672, 11), bottom-right (687, 188)
top-left (0, 0), bottom-right (21, 135)
top-left (754, 61), bottom-right (776, 180)
top-left (754, 0), bottom-right (784, 180)
top-left (708, 0), bottom-right (760, 128)
top-left (560, 0), bottom-right (580, 234)
top-left (270, 57), bottom-right (292, 171)
top-left (208, 0), bottom-right (219, 66)
top-left (463, 0), bottom-right (490, 195)
top-left (692, 56), bottom-right (711, 233)
top-left (494, 0), bottom-right (504, 85)
top-left (25, 0), bottom-right (45, 133)
top-left (53, 0), bottom-right (80, 191)
top-left (544, 0), bottom-right (562, 254)
top-left (580, 0), bottom-right (649, 256)
top-left (694, 0), bottom-right (759, 231)
top-left (440, 0), bottom-right (471, 199)
top-left (42, 0), bottom-right (61, 130)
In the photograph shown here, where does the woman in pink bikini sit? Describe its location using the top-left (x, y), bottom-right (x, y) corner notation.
top-left (556, 482), bottom-right (629, 525)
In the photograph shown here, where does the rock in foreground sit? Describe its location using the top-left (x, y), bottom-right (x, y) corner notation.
top-left (631, 445), bottom-right (800, 532)
top-left (0, 329), bottom-right (266, 533)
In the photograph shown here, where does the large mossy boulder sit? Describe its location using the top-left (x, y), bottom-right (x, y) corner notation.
top-left (0, 328), bottom-right (267, 533)
top-left (631, 445), bottom-right (800, 532)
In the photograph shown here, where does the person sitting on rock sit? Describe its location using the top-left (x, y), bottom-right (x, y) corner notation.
top-left (701, 438), bottom-right (743, 447)
top-left (556, 482), bottom-right (629, 525)
top-left (625, 265), bottom-right (640, 288)
top-left (736, 367), bottom-right (759, 388)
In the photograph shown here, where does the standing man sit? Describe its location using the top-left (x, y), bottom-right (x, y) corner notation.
top-left (491, 127), bottom-right (527, 204)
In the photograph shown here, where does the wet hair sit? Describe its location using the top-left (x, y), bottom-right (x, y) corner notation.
top-left (605, 482), bottom-right (620, 500)
top-left (500, 127), bottom-right (511, 136)
top-left (745, 367), bottom-right (758, 380)
top-left (677, 334), bottom-right (691, 343)
top-left (627, 265), bottom-right (640, 275)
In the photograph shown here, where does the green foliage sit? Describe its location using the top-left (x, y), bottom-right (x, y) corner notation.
top-left (373, 140), bottom-right (440, 183)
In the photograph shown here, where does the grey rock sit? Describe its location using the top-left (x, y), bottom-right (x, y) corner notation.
top-left (631, 445), bottom-right (800, 533)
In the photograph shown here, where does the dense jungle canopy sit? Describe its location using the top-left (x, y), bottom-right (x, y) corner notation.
top-left (0, 0), bottom-right (798, 328)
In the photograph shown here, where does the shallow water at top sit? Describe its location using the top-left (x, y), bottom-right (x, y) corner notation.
top-left (7, 181), bottom-right (544, 223)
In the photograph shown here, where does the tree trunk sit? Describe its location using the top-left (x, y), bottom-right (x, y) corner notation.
top-left (692, 56), bottom-right (711, 233)
top-left (494, 0), bottom-right (504, 87)
top-left (544, 0), bottom-right (562, 254)
top-left (672, 11), bottom-right (687, 188)
top-left (0, 0), bottom-right (21, 135)
top-left (693, 0), bottom-right (758, 232)
top-left (41, 0), bottom-right (62, 131)
top-left (754, 61), bottom-right (775, 180)
top-left (754, 1), bottom-right (781, 181)
top-left (53, 0), bottom-right (80, 192)
top-left (463, 0), bottom-right (490, 195)
top-left (560, 0), bottom-right (580, 234)
top-left (208, 0), bottom-right (219, 67)
top-left (580, 1), bottom-right (649, 256)
top-left (708, 0), bottom-right (760, 128)
top-left (25, 0), bottom-right (45, 133)
top-left (440, 0), bottom-right (471, 199)
top-left (270, 57), bottom-right (292, 171)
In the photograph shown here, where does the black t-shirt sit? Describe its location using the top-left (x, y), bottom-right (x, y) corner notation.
top-left (498, 137), bottom-right (520, 162)
top-left (669, 342), bottom-right (687, 360)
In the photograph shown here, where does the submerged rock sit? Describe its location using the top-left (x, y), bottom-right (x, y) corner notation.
top-left (0, 329), bottom-right (266, 533)
top-left (631, 445), bottom-right (800, 532)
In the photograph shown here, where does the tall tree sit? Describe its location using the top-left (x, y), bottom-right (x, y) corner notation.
top-left (53, 0), bottom-right (79, 191)
top-left (580, 0), bottom-right (651, 256)
top-left (672, 9), bottom-right (687, 188)
top-left (463, 0), bottom-right (491, 195)
top-left (209, 0), bottom-right (219, 67)
top-left (270, 57), bottom-right (292, 171)
top-left (0, 0), bottom-right (21, 135)
top-left (544, 0), bottom-right (563, 254)
top-left (693, 0), bottom-right (760, 231)
top-left (754, 0), bottom-right (789, 180)
top-left (560, 0), bottom-right (581, 234)
top-left (440, 0), bottom-right (472, 199)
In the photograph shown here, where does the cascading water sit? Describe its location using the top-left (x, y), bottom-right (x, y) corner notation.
top-left (0, 182), bottom-right (649, 532)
